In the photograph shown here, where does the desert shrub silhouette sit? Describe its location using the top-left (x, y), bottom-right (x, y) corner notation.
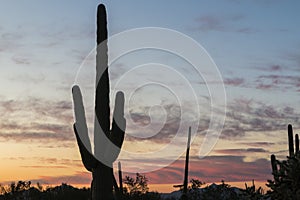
top-left (121, 173), bottom-right (161, 200)
top-left (0, 182), bottom-right (90, 200)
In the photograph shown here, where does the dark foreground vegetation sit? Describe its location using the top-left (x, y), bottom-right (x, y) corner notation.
top-left (0, 181), bottom-right (90, 200)
top-left (0, 178), bottom-right (265, 200)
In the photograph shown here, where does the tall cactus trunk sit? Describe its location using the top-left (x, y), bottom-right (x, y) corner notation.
top-left (181, 127), bottom-right (191, 200)
top-left (93, 4), bottom-right (112, 199)
top-left (72, 4), bottom-right (126, 200)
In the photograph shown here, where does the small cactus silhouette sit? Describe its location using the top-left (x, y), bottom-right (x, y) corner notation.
top-left (72, 4), bottom-right (126, 200)
top-left (181, 127), bottom-right (191, 200)
top-left (118, 161), bottom-right (123, 196)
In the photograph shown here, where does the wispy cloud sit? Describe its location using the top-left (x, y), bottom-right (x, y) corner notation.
top-left (254, 74), bottom-right (300, 92)
top-left (195, 15), bottom-right (225, 32)
top-left (192, 14), bottom-right (256, 33)
top-left (221, 97), bottom-right (300, 139)
top-left (8, 73), bottom-right (46, 84)
top-left (224, 77), bottom-right (245, 86)
top-left (224, 63), bottom-right (299, 92)
top-left (239, 142), bottom-right (275, 147)
top-left (142, 155), bottom-right (271, 184)
top-left (0, 96), bottom-right (195, 148)
top-left (12, 54), bottom-right (31, 65)
top-left (215, 148), bottom-right (268, 155)
top-left (3, 156), bottom-right (82, 167)
top-left (236, 28), bottom-right (257, 34)
top-left (125, 104), bottom-right (182, 143)
top-left (0, 132), bottom-right (71, 143)
top-left (122, 95), bottom-right (300, 144)
top-left (0, 32), bottom-right (23, 51)
top-left (0, 97), bottom-right (74, 144)
top-left (255, 65), bottom-right (283, 72)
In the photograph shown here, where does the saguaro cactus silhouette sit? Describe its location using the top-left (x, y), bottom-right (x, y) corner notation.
top-left (268, 124), bottom-right (300, 199)
top-left (270, 124), bottom-right (300, 182)
top-left (72, 4), bottom-right (126, 200)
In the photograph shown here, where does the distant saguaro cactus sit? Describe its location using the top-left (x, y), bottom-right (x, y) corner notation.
top-left (270, 125), bottom-right (300, 179)
top-left (181, 127), bottom-right (191, 200)
top-left (267, 124), bottom-right (300, 199)
top-left (72, 4), bottom-right (126, 200)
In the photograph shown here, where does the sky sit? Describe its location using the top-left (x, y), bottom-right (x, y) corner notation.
top-left (0, 0), bottom-right (300, 193)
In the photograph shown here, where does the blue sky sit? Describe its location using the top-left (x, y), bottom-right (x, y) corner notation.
top-left (0, 0), bottom-right (300, 191)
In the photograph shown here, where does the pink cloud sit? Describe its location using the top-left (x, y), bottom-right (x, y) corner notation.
top-left (136, 155), bottom-right (272, 185)
top-left (224, 78), bottom-right (244, 86)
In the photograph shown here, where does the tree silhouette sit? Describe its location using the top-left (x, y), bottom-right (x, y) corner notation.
top-left (123, 173), bottom-right (149, 196)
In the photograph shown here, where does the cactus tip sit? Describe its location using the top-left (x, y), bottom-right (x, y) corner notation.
top-left (72, 85), bottom-right (80, 93)
top-left (116, 91), bottom-right (124, 98)
top-left (98, 4), bottom-right (105, 10)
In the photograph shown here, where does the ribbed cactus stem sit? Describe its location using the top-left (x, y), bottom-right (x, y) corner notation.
top-left (288, 124), bottom-right (294, 157)
top-left (296, 134), bottom-right (299, 154)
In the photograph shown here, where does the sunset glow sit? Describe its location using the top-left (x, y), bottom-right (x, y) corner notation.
top-left (0, 0), bottom-right (300, 193)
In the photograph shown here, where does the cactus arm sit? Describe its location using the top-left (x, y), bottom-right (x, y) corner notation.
top-left (110, 91), bottom-right (126, 160)
top-left (271, 154), bottom-right (278, 173)
top-left (271, 154), bottom-right (278, 183)
top-left (295, 134), bottom-right (299, 154)
top-left (288, 124), bottom-right (294, 157)
top-left (73, 124), bottom-right (97, 171)
top-left (72, 85), bottom-right (90, 148)
top-left (72, 85), bottom-right (97, 171)
top-left (111, 117), bottom-right (126, 148)
top-left (271, 155), bottom-right (278, 174)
